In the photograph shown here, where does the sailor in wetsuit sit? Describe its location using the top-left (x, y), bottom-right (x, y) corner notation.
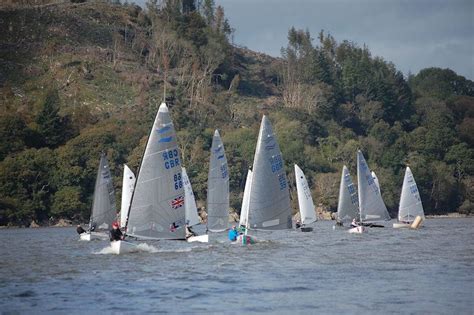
top-left (76, 225), bottom-right (86, 235)
top-left (228, 225), bottom-right (239, 241)
top-left (109, 222), bottom-right (124, 241)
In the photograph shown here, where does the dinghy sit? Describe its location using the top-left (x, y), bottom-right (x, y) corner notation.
top-left (206, 130), bottom-right (230, 233)
top-left (120, 164), bottom-right (135, 228)
top-left (117, 102), bottom-right (186, 254)
top-left (355, 150), bottom-right (391, 230)
top-left (335, 165), bottom-right (359, 230)
top-left (393, 167), bottom-right (425, 229)
top-left (294, 164), bottom-right (317, 232)
top-left (182, 167), bottom-right (207, 243)
top-left (237, 116), bottom-right (292, 244)
top-left (80, 153), bottom-right (117, 241)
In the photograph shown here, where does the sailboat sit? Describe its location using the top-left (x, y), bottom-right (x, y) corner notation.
top-left (239, 169), bottom-right (253, 229)
top-left (353, 150), bottom-right (391, 232)
top-left (112, 102), bottom-right (186, 254)
top-left (182, 167), bottom-right (208, 242)
top-left (335, 165), bottom-right (359, 229)
top-left (80, 152), bottom-right (117, 241)
top-left (393, 166), bottom-right (425, 229)
top-left (294, 164), bottom-right (317, 232)
top-left (237, 115), bottom-right (292, 244)
top-left (207, 129), bottom-right (230, 233)
top-left (120, 164), bottom-right (135, 228)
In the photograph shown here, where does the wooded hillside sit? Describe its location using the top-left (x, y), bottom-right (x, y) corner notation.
top-left (0, 0), bottom-right (472, 226)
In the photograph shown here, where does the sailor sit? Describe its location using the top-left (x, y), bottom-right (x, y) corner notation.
top-left (76, 225), bottom-right (86, 235)
top-left (295, 220), bottom-right (302, 229)
top-left (228, 225), bottom-right (239, 241)
top-left (335, 219), bottom-right (344, 227)
top-left (109, 221), bottom-right (124, 241)
top-left (350, 218), bottom-right (359, 228)
top-left (185, 224), bottom-right (196, 239)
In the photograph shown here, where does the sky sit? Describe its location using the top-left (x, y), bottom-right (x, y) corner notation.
top-left (132, 0), bottom-right (474, 80)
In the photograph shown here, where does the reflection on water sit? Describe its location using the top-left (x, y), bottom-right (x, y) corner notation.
top-left (0, 218), bottom-right (473, 313)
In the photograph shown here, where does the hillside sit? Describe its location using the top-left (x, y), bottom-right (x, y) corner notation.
top-left (0, 1), bottom-right (473, 226)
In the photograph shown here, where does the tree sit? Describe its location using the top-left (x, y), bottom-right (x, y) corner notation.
top-left (36, 89), bottom-right (69, 148)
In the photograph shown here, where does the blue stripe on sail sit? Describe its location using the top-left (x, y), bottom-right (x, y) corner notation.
top-left (159, 136), bottom-right (173, 143)
top-left (214, 146), bottom-right (223, 153)
top-left (265, 144), bottom-right (275, 150)
top-left (157, 126), bottom-right (171, 134)
top-left (217, 154), bottom-right (225, 160)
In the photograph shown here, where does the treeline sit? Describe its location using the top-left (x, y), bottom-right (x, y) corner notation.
top-left (0, 0), bottom-right (472, 226)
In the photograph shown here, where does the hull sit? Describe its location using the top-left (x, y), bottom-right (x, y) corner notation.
top-left (300, 227), bottom-right (313, 232)
top-left (79, 232), bottom-right (109, 241)
top-left (186, 234), bottom-right (209, 243)
top-left (348, 226), bottom-right (366, 234)
top-left (393, 222), bottom-right (410, 229)
top-left (110, 240), bottom-right (138, 254)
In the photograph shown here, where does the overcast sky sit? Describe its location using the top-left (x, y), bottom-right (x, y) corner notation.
top-left (214, 0), bottom-right (473, 80)
top-left (131, 0), bottom-right (473, 80)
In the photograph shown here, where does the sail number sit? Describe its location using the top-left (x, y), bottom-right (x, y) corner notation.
top-left (278, 173), bottom-right (287, 190)
top-left (174, 173), bottom-right (183, 190)
top-left (220, 164), bottom-right (228, 179)
top-left (163, 149), bottom-right (180, 170)
top-left (270, 154), bottom-right (283, 173)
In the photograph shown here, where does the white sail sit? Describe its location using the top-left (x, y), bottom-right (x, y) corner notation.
top-left (120, 164), bottom-right (135, 228)
top-left (247, 116), bottom-right (292, 230)
top-left (398, 166), bottom-right (425, 222)
top-left (126, 103), bottom-right (186, 239)
top-left (207, 130), bottom-right (230, 232)
top-left (239, 169), bottom-right (253, 228)
top-left (182, 167), bottom-right (201, 227)
top-left (336, 165), bottom-right (359, 223)
top-left (357, 150), bottom-right (391, 223)
top-left (294, 164), bottom-right (317, 225)
top-left (372, 171), bottom-right (380, 193)
top-left (89, 153), bottom-right (116, 230)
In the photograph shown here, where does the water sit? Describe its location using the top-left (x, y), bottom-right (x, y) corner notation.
top-left (1, 218), bottom-right (473, 314)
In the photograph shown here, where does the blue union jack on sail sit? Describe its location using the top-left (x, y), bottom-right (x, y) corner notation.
top-left (171, 195), bottom-right (184, 209)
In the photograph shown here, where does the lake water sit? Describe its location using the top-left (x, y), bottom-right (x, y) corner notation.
top-left (1, 218), bottom-right (473, 314)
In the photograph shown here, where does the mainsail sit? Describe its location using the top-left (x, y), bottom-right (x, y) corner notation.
top-left (247, 116), bottom-right (292, 230)
top-left (357, 150), bottom-right (391, 223)
top-left (182, 167), bottom-right (201, 227)
top-left (120, 164), bottom-right (135, 228)
top-left (89, 153), bottom-right (116, 230)
top-left (398, 166), bottom-right (425, 222)
top-left (126, 103), bottom-right (186, 239)
top-left (294, 164), bottom-right (317, 225)
top-left (207, 130), bottom-right (230, 232)
top-left (239, 169), bottom-right (253, 228)
top-left (336, 165), bottom-right (359, 223)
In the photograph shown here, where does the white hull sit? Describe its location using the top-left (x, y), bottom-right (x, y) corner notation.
top-left (348, 226), bottom-right (366, 234)
top-left (187, 234), bottom-right (209, 243)
top-left (110, 240), bottom-right (138, 254)
top-left (79, 232), bottom-right (109, 241)
top-left (393, 222), bottom-right (410, 229)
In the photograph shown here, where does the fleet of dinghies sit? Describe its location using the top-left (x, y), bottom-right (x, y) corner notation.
top-left (79, 102), bottom-right (426, 253)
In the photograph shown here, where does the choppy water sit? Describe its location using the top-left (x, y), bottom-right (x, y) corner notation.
top-left (1, 218), bottom-right (473, 314)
